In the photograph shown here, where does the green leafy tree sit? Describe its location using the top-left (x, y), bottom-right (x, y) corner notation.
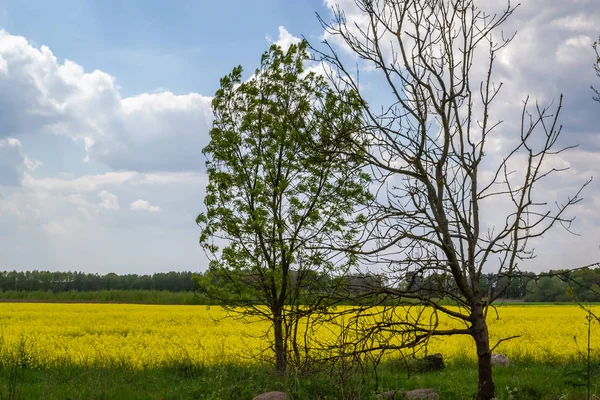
top-left (195, 41), bottom-right (371, 374)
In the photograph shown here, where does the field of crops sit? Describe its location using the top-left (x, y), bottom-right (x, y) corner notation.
top-left (0, 303), bottom-right (597, 369)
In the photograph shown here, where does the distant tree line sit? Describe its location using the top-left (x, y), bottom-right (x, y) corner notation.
top-left (1, 267), bottom-right (600, 303)
top-left (402, 271), bottom-right (537, 301)
top-left (0, 270), bottom-right (196, 293)
top-left (523, 268), bottom-right (600, 302)
top-left (396, 267), bottom-right (600, 303)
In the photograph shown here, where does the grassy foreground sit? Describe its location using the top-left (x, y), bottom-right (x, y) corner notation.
top-left (1, 361), bottom-right (599, 400)
top-left (1, 290), bottom-right (595, 307)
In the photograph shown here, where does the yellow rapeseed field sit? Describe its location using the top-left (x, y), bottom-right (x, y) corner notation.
top-left (0, 303), bottom-right (597, 368)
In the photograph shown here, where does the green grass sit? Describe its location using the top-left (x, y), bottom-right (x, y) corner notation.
top-left (1, 360), bottom-right (599, 399)
top-left (1, 290), bottom-right (592, 307)
top-left (0, 290), bottom-right (210, 305)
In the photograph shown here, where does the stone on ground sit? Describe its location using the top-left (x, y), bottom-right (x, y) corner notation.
top-left (376, 388), bottom-right (439, 400)
top-left (491, 353), bottom-right (510, 367)
top-left (376, 390), bottom-right (401, 399)
top-left (405, 388), bottom-right (439, 399)
top-left (253, 391), bottom-right (291, 400)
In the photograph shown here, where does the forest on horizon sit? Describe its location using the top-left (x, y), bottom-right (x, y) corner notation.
top-left (0, 267), bottom-right (598, 303)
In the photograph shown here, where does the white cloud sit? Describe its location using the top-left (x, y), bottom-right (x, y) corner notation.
top-left (65, 193), bottom-right (92, 208)
top-left (320, 0), bottom-right (372, 58)
top-left (134, 171), bottom-right (207, 185)
top-left (316, 0), bottom-right (600, 272)
top-left (22, 170), bottom-right (206, 193)
top-left (0, 30), bottom-right (213, 172)
top-left (98, 190), bottom-right (120, 211)
top-left (553, 13), bottom-right (599, 31)
top-left (266, 26), bottom-right (301, 51)
top-left (0, 138), bottom-right (25, 186)
top-left (0, 3), bottom-right (598, 275)
top-left (556, 35), bottom-right (593, 64)
top-left (23, 156), bottom-right (42, 172)
top-left (0, 168), bottom-right (206, 272)
top-left (43, 221), bottom-right (66, 236)
top-left (129, 199), bottom-right (161, 213)
top-left (23, 171), bottom-right (137, 193)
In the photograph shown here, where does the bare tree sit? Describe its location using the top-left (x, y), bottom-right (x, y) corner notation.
top-left (594, 36), bottom-right (599, 102)
top-left (313, 1), bottom-right (591, 398)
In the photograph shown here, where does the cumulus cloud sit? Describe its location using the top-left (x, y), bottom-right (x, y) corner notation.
top-left (317, 0), bottom-right (600, 271)
top-left (0, 168), bottom-right (206, 271)
top-left (0, 4), bottom-right (598, 275)
top-left (22, 171), bottom-right (137, 193)
top-left (0, 30), bottom-right (213, 172)
top-left (129, 199), bottom-right (161, 213)
top-left (22, 170), bottom-right (206, 193)
top-left (320, 0), bottom-right (600, 134)
top-left (266, 26), bottom-right (301, 51)
top-left (98, 190), bottom-right (120, 211)
top-left (2, 170), bottom-right (196, 228)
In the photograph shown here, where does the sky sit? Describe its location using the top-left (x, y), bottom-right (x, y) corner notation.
top-left (0, 0), bottom-right (598, 275)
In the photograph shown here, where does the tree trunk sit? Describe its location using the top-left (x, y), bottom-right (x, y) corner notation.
top-left (273, 310), bottom-right (286, 375)
top-left (471, 305), bottom-right (495, 400)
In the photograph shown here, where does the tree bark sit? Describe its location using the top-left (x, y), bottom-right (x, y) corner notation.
top-left (471, 304), bottom-right (495, 400)
top-left (273, 309), bottom-right (286, 375)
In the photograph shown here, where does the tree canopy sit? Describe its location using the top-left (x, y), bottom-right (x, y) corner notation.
top-left (196, 40), bottom-right (372, 373)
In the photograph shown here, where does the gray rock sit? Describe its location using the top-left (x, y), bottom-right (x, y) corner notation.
top-left (491, 353), bottom-right (510, 367)
top-left (376, 390), bottom-right (401, 400)
top-left (253, 391), bottom-right (291, 400)
top-left (377, 388), bottom-right (439, 400)
top-left (405, 388), bottom-right (439, 400)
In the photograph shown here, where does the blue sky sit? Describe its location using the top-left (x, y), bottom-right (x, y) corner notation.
top-left (0, 1), bottom-right (326, 97)
top-left (0, 0), bottom-right (327, 177)
top-left (0, 0), bottom-right (599, 274)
